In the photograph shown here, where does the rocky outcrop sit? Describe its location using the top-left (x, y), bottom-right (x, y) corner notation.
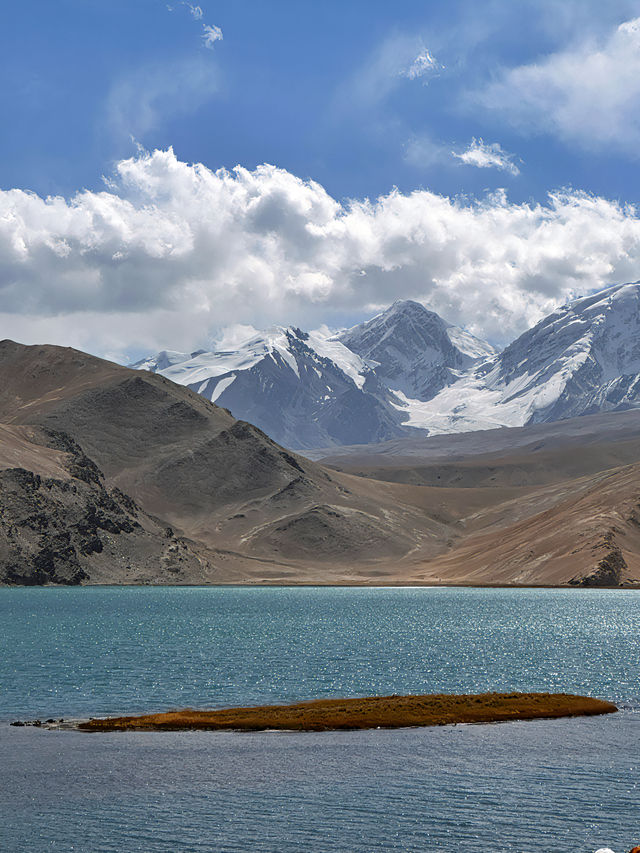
top-left (569, 532), bottom-right (627, 587)
top-left (0, 429), bottom-right (213, 585)
top-left (0, 465), bottom-right (134, 585)
top-left (570, 550), bottom-right (625, 587)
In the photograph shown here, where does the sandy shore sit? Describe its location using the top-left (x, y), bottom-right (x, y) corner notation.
top-left (76, 692), bottom-right (617, 733)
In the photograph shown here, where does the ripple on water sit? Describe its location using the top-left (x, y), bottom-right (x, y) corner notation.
top-left (1, 586), bottom-right (639, 853)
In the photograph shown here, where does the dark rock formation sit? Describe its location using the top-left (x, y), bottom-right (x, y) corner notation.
top-left (569, 543), bottom-right (626, 587)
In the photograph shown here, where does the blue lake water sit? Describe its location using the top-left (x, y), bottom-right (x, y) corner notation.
top-left (1, 586), bottom-right (639, 852)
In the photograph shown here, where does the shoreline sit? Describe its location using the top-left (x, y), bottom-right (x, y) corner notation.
top-left (64, 692), bottom-right (617, 733)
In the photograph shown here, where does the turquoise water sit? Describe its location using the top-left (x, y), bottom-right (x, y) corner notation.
top-left (1, 586), bottom-right (639, 852)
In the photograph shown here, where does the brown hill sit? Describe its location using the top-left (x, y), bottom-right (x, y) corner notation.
top-left (0, 341), bottom-right (454, 584)
top-left (2, 339), bottom-right (640, 586)
top-left (315, 411), bottom-right (640, 587)
top-left (405, 462), bottom-right (640, 587)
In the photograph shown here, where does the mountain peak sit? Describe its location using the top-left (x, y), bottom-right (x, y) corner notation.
top-left (338, 300), bottom-right (494, 401)
top-left (397, 279), bottom-right (640, 437)
top-left (377, 299), bottom-right (449, 329)
top-left (130, 282), bottom-right (640, 450)
top-left (388, 298), bottom-right (433, 315)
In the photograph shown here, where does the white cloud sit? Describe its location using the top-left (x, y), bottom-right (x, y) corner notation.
top-left (167, 3), bottom-right (221, 50)
top-left (340, 35), bottom-right (442, 110)
top-left (477, 17), bottom-right (640, 154)
top-left (401, 49), bottom-right (442, 81)
top-left (202, 24), bottom-right (223, 49)
top-left (1, 148), bottom-right (640, 357)
top-left (184, 3), bottom-right (203, 20)
top-left (168, 2), bottom-right (204, 18)
top-left (214, 324), bottom-right (261, 350)
top-left (452, 138), bottom-right (520, 175)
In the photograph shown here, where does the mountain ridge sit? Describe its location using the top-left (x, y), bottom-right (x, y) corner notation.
top-left (393, 281), bottom-right (640, 436)
top-left (132, 301), bottom-right (497, 449)
top-left (133, 282), bottom-right (640, 450)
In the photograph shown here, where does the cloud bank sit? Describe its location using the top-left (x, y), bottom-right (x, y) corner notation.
top-left (1, 148), bottom-right (640, 357)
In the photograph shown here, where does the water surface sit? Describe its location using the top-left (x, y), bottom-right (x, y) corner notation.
top-left (1, 586), bottom-right (639, 852)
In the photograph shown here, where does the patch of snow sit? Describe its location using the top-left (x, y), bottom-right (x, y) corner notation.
top-left (210, 374), bottom-right (236, 402)
top-left (265, 329), bottom-right (300, 377)
top-left (158, 345), bottom-right (264, 386)
top-left (446, 326), bottom-right (498, 361)
top-left (308, 329), bottom-right (369, 388)
top-left (132, 350), bottom-right (191, 372)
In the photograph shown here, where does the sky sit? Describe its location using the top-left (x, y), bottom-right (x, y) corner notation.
top-left (2, 0), bottom-right (640, 360)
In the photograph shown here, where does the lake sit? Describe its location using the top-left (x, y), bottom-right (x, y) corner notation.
top-left (1, 586), bottom-right (639, 852)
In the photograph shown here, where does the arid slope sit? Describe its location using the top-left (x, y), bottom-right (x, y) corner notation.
top-left (0, 341), bottom-right (455, 584)
top-left (316, 410), bottom-right (640, 586)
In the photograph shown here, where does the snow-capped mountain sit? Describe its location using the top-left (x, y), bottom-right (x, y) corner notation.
top-left (338, 300), bottom-right (497, 401)
top-left (134, 325), bottom-right (407, 449)
top-left (134, 283), bottom-right (640, 448)
top-left (496, 282), bottom-right (640, 422)
top-left (395, 281), bottom-right (640, 435)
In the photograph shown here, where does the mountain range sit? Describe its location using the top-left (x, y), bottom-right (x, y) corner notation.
top-left (135, 281), bottom-right (640, 450)
top-left (4, 280), bottom-right (640, 588)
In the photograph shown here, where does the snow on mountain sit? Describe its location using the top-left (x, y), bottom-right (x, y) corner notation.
top-left (135, 329), bottom-right (299, 400)
top-left (446, 325), bottom-right (497, 362)
top-left (135, 350), bottom-right (197, 373)
top-left (338, 300), bottom-right (497, 401)
top-left (134, 285), bottom-right (640, 448)
top-left (133, 326), bottom-right (406, 449)
top-left (133, 301), bottom-right (497, 448)
top-left (496, 281), bottom-right (640, 421)
top-left (393, 281), bottom-right (640, 435)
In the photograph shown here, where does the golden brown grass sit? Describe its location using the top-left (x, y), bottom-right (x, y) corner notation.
top-left (78, 692), bottom-right (617, 733)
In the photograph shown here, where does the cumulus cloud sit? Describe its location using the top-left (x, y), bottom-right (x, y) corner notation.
top-left (477, 17), bottom-right (640, 154)
top-left (452, 138), bottom-right (520, 175)
top-left (202, 23), bottom-right (223, 49)
top-left (401, 48), bottom-right (442, 81)
top-left (1, 148), bottom-right (640, 357)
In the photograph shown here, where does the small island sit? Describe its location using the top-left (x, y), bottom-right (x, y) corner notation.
top-left (76, 692), bottom-right (617, 733)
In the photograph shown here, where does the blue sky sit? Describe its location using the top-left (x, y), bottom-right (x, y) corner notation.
top-left (3, 0), bottom-right (640, 203)
top-left (2, 0), bottom-right (640, 357)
